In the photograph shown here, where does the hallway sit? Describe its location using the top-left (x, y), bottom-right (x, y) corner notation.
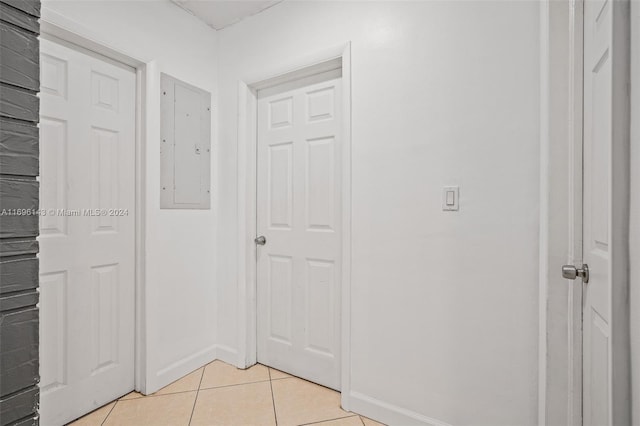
top-left (69, 361), bottom-right (384, 426)
top-left (1, 0), bottom-right (639, 424)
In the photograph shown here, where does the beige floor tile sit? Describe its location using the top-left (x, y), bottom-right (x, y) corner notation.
top-left (190, 381), bottom-right (276, 426)
top-left (199, 360), bottom-right (270, 389)
top-left (268, 367), bottom-right (293, 380)
top-left (119, 392), bottom-right (143, 401)
top-left (360, 416), bottom-right (386, 426)
top-left (307, 415), bottom-right (363, 426)
top-left (103, 391), bottom-right (196, 426)
top-left (271, 377), bottom-right (350, 426)
top-left (68, 402), bottom-right (115, 426)
top-left (154, 367), bottom-right (203, 395)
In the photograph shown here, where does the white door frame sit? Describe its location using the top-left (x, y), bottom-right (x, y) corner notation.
top-left (540, 0), bottom-right (584, 423)
top-left (38, 18), bottom-right (148, 393)
top-left (236, 43), bottom-right (352, 409)
top-left (565, 1), bottom-right (585, 422)
top-left (565, 1), bottom-right (585, 421)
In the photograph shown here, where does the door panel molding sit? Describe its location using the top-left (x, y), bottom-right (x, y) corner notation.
top-left (38, 20), bottom-right (148, 398)
top-left (582, 0), bottom-right (631, 422)
top-left (236, 42), bottom-right (352, 408)
top-left (38, 37), bottom-right (136, 425)
top-left (256, 74), bottom-right (342, 390)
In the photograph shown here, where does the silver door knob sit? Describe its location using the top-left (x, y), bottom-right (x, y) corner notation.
top-left (562, 264), bottom-right (589, 283)
top-left (254, 236), bottom-right (266, 245)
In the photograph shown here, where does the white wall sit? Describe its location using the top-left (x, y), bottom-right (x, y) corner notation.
top-left (41, 0), bottom-right (219, 393)
top-left (216, 2), bottom-right (541, 425)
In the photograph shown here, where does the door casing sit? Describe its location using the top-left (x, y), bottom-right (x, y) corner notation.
top-left (38, 20), bottom-right (148, 394)
top-left (539, 1), bottom-right (584, 422)
top-left (236, 43), bottom-right (353, 409)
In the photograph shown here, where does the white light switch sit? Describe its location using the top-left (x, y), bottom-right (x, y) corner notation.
top-left (446, 191), bottom-right (455, 206)
top-left (442, 186), bottom-right (459, 211)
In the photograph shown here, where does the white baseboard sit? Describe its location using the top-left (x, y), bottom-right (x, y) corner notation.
top-left (146, 344), bottom-right (217, 394)
top-left (143, 343), bottom-right (245, 394)
top-left (349, 391), bottom-right (451, 426)
top-left (215, 344), bottom-right (239, 366)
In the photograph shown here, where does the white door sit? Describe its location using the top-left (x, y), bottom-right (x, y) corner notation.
top-left (256, 72), bottom-right (342, 390)
top-left (39, 38), bottom-right (136, 425)
top-left (582, 0), bottom-right (630, 424)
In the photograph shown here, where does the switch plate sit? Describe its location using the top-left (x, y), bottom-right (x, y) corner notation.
top-left (442, 186), bottom-right (459, 211)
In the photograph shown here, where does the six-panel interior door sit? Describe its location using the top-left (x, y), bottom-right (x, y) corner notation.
top-left (256, 72), bottom-right (342, 390)
top-left (582, 0), bottom-right (629, 424)
top-left (39, 38), bottom-right (136, 425)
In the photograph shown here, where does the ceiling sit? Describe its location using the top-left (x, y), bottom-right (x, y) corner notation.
top-left (172, 0), bottom-right (282, 30)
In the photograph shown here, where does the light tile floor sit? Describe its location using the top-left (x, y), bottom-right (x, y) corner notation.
top-left (68, 361), bottom-right (386, 426)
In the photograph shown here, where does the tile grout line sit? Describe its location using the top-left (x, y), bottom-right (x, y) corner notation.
top-left (268, 368), bottom-right (279, 426)
top-left (99, 399), bottom-right (118, 426)
top-left (92, 365), bottom-right (358, 426)
top-left (188, 368), bottom-right (206, 426)
top-left (200, 377), bottom-right (273, 390)
top-left (298, 414), bottom-right (360, 426)
top-left (117, 377), bottom-right (275, 402)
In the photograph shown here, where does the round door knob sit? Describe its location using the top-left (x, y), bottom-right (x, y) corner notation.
top-left (254, 236), bottom-right (266, 245)
top-left (561, 264), bottom-right (589, 283)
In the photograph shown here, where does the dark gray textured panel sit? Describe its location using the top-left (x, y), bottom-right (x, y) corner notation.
top-left (0, 178), bottom-right (38, 237)
top-left (0, 22), bottom-right (39, 91)
top-left (0, 307), bottom-right (39, 398)
top-left (7, 415), bottom-right (38, 426)
top-left (0, 1), bottom-right (40, 423)
top-left (0, 1), bottom-right (39, 18)
top-left (0, 3), bottom-right (38, 34)
top-left (0, 291), bottom-right (37, 310)
top-left (0, 119), bottom-right (39, 176)
top-left (0, 239), bottom-right (38, 257)
top-left (0, 83), bottom-right (38, 122)
top-left (0, 257), bottom-right (38, 294)
top-left (0, 386), bottom-right (38, 426)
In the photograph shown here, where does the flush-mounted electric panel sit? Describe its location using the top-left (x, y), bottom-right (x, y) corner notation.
top-left (160, 73), bottom-right (211, 209)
